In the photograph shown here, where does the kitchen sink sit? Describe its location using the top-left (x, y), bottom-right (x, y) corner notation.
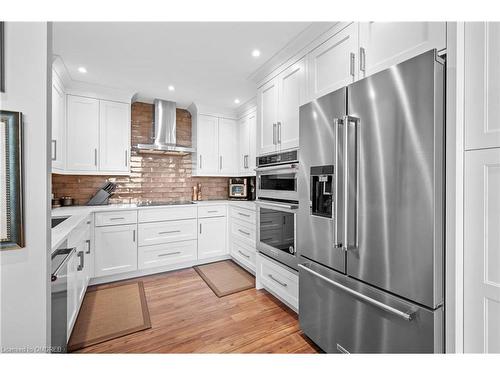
top-left (51, 217), bottom-right (69, 228)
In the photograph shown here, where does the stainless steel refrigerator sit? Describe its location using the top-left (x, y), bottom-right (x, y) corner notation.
top-left (297, 49), bottom-right (445, 353)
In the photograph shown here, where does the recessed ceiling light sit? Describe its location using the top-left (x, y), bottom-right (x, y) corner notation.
top-left (77, 66), bottom-right (87, 74)
top-left (251, 49), bottom-right (261, 58)
top-left (234, 99), bottom-right (240, 104)
top-left (168, 85), bottom-right (175, 91)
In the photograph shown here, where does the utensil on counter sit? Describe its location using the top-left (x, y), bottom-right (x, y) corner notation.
top-left (61, 196), bottom-right (74, 206)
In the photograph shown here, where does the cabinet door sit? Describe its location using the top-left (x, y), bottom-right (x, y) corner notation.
top-left (196, 115), bottom-right (219, 174)
top-left (239, 116), bottom-right (250, 173)
top-left (464, 148), bottom-right (500, 353)
top-left (218, 118), bottom-right (239, 175)
top-left (465, 22), bottom-right (500, 150)
top-left (257, 79), bottom-right (279, 155)
top-left (66, 95), bottom-right (100, 171)
top-left (51, 73), bottom-right (65, 171)
top-left (307, 23), bottom-right (358, 99)
top-left (277, 59), bottom-right (304, 151)
top-left (358, 22), bottom-right (446, 79)
top-left (94, 224), bottom-right (138, 277)
top-left (198, 217), bottom-right (227, 260)
top-left (99, 100), bottom-right (130, 173)
top-left (66, 252), bottom-right (79, 339)
top-left (247, 112), bottom-right (257, 172)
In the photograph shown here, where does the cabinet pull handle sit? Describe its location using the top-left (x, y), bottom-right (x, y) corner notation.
top-left (109, 217), bottom-right (125, 221)
top-left (238, 229), bottom-right (250, 236)
top-left (360, 47), bottom-right (366, 72)
top-left (273, 123), bottom-right (277, 145)
top-left (94, 148), bottom-right (98, 166)
top-left (51, 140), bottom-right (57, 161)
top-left (238, 250), bottom-right (250, 259)
top-left (125, 150), bottom-right (128, 167)
top-left (133, 229), bottom-right (136, 242)
top-left (158, 251), bottom-right (181, 257)
top-left (199, 155), bottom-right (203, 169)
top-left (85, 239), bottom-right (91, 254)
top-left (199, 223), bottom-right (202, 234)
top-left (77, 251), bottom-right (85, 272)
top-left (268, 274), bottom-right (287, 287)
top-left (277, 122), bottom-right (282, 144)
top-left (238, 212), bottom-right (250, 218)
top-left (158, 230), bottom-right (181, 235)
top-left (220, 155), bottom-right (223, 170)
top-left (349, 52), bottom-right (355, 77)
top-left (207, 210), bottom-right (218, 213)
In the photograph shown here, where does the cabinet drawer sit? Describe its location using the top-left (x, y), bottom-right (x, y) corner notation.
top-left (231, 219), bottom-right (256, 245)
top-left (231, 206), bottom-right (256, 224)
top-left (138, 206), bottom-right (197, 223)
top-left (95, 210), bottom-right (137, 227)
top-left (198, 205), bottom-right (227, 218)
top-left (258, 254), bottom-right (298, 310)
top-left (138, 219), bottom-right (197, 246)
top-left (231, 239), bottom-right (256, 272)
top-left (138, 240), bottom-right (197, 270)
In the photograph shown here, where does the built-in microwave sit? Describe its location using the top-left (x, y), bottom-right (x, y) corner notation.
top-left (256, 150), bottom-right (299, 202)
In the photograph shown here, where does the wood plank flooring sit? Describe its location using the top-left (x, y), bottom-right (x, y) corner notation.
top-left (74, 267), bottom-right (320, 353)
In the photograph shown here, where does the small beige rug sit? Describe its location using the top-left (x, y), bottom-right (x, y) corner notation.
top-left (194, 260), bottom-right (255, 297)
top-left (68, 281), bottom-right (151, 352)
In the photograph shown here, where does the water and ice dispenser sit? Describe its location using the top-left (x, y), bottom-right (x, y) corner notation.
top-left (310, 165), bottom-right (334, 218)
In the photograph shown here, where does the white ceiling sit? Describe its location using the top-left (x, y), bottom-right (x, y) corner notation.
top-left (53, 22), bottom-right (311, 109)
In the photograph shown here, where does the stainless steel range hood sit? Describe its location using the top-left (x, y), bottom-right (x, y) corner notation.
top-left (136, 99), bottom-right (195, 155)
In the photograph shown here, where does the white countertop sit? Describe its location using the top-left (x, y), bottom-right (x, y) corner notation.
top-left (51, 199), bottom-right (256, 252)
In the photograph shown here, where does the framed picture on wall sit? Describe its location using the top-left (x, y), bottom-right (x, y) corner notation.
top-left (0, 22), bottom-right (4, 93)
top-left (0, 110), bottom-right (25, 250)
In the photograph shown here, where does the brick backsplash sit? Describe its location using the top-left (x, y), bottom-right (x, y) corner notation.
top-left (52, 102), bottom-right (230, 205)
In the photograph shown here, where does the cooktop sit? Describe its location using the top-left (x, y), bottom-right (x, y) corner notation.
top-left (137, 200), bottom-right (196, 207)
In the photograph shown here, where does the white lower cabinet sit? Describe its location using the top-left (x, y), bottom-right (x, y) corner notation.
top-left (229, 205), bottom-right (257, 273)
top-left (230, 239), bottom-right (256, 273)
top-left (256, 253), bottom-right (298, 311)
top-left (94, 223), bottom-right (138, 277)
top-left (66, 216), bottom-right (92, 339)
top-left (198, 216), bottom-right (228, 260)
top-left (138, 240), bottom-right (197, 270)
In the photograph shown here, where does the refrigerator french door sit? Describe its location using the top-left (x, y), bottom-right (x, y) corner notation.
top-left (298, 49), bottom-right (445, 353)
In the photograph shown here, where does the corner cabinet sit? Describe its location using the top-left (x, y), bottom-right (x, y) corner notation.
top-left (192, 112), bottom-right (240, 176)
top-left (54, 93), bottom-right (131, 175)
top-left (257, 58), bottom-right (305, 156)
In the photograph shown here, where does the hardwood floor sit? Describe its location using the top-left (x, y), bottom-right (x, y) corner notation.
top-left (74, 267), bottom-right (320, 353)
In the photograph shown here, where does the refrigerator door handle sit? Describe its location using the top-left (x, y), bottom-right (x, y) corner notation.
top-left (333, 118), bottom-right (343, 249)
top-left (298, 263), bottom-right (416, 321)
top-left (343, 115), bottom-right (359, 252)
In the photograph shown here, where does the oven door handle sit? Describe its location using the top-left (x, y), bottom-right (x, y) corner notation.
top-left (256, 200), bottom-right (298, 210)
top-left (255, 163), bottom-right (299, 173)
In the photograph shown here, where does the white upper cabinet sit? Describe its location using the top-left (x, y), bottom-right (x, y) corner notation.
top-left (257, 58), bottom-right (305, 156)
top-left (358, 22), bottom-right (446, 79)
top-left (465, 22), bottom-right (500, 150)
top-left (66, 95), bottom-right (100, 172)
top-left (218, 118), bottom-right (239, 175)
top-left (51, 72), bottom-right (66, 171)
top-left (257, 79), bottom-right (280, 155)
top-left (277, 60), bottom-right (304, 151)
top-left (195, 115), bottom-right (220, 175)
top-left (99, 100), bottom-right (130, 173)
top-left (238, 110), bottom-right (257, 175)
top-left (307, 23), bottom-right (359, 100)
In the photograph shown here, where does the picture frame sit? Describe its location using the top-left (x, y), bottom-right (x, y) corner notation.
top-left (0, 110), bottom-right (25, 250)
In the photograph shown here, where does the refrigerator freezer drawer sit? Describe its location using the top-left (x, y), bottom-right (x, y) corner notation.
top-left (299, 261), bottom-right (443, 353)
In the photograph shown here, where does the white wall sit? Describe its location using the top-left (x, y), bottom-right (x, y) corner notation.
top-left (0, 22), bottom-right (51, 352)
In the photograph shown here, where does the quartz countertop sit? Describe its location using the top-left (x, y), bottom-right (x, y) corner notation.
top-left (51, 200), bottom-right (256, 252)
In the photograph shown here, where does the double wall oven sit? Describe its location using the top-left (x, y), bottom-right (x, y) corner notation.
top-left (256, 150), bottom-right (299, 270)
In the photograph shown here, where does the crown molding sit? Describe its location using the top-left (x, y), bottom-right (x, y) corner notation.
top-left (248, 22), bottom-right (353, 87)
top-left (236, 96), bottom-right (257, 119)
